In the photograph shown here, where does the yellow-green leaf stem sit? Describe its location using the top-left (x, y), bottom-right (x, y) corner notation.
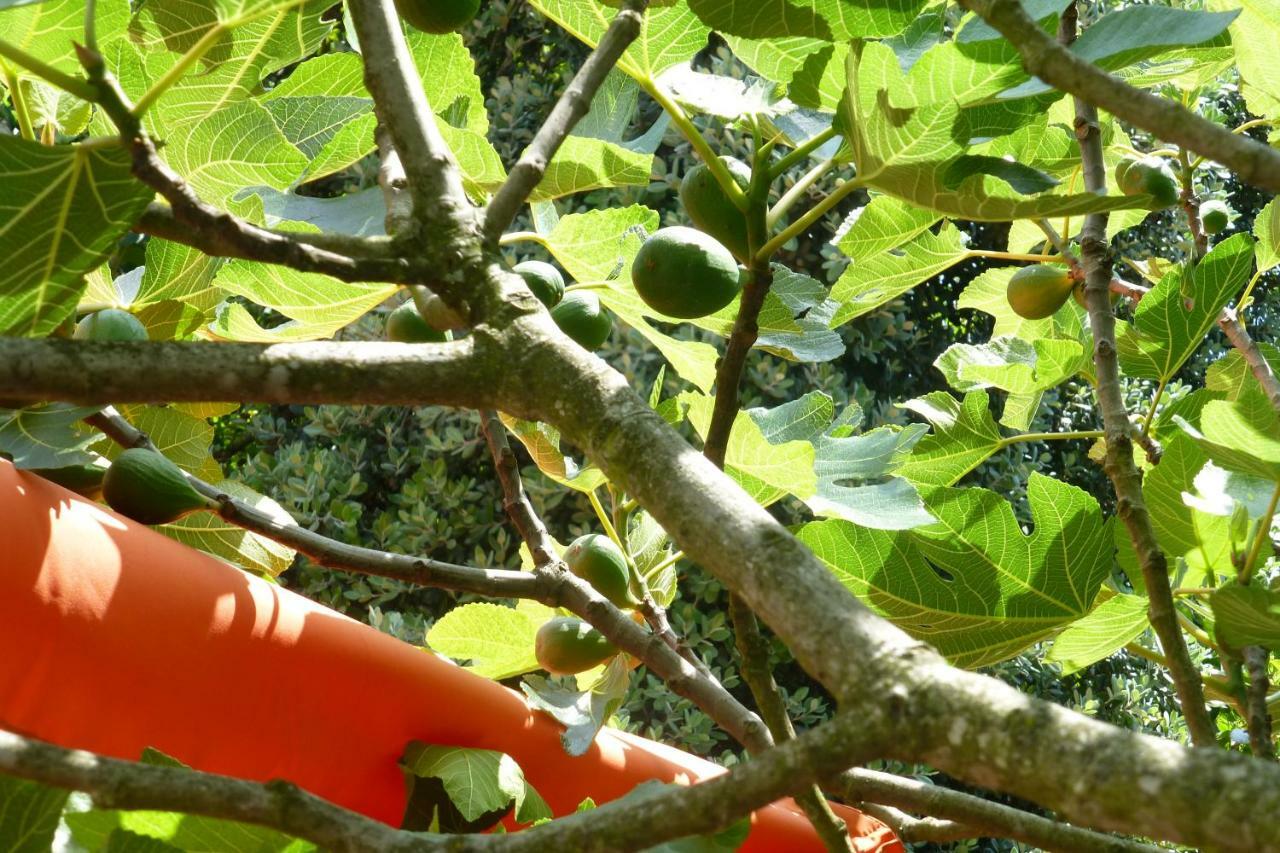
top-left (0, 39), bottom-right (97, 103)
top-left (642, 79), bottom-right (748, 213)
top-left (757, 177), bottom-right (864, 261)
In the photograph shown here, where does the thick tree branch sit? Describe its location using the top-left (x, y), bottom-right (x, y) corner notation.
top-left (0, 730), bottom-right (426, 853)
top-left (957, 0), bottom-right (1280, 193)
top-left (0, 718), bottom-right (884, 853)
top-left (0, 339), bottom-right (499, 409)
top-left (839, 769), bottom-right (1161, 853)
top-left (1058, 2), bottom-right (1216, 747)
top-left (483, 0), bottom-right (648, 242)
top-left (346, 0), bottom-right (472, 229)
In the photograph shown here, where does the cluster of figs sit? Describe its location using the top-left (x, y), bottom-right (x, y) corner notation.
top-left (535, 534), bottom-right (641, 676)
top-left (384, 155), bottom-right (753, 351)
top-left (1005, 154), bottom-right (1233, 320)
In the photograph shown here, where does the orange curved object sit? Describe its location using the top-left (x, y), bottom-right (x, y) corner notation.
top-left (0, 461), bottom-right (900, 851)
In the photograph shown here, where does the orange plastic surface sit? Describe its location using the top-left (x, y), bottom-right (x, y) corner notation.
top-left (0, 461), bottom-right (901, 851)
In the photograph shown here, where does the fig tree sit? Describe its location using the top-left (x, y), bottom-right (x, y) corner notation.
top-left (385, 301), bottom-right (446, 343)
top-left (678, 157), bottom-right (752, 262)
top-left (564, 533), bottom-right (635, 608)
top-left (631, 226), bottom-right (742, 319)
top-left (534, 617), bottom-right (618, 675)
top-left (513, 260), bottom-right (565, 308)
top-left (74, 309), bottom-right (148, 342)
top-left (1116, 156), bottom-right (1179, 210)
top-left (394, 0), bottom-right (478, 33)
top-left (102, 448), bottom-right (212, 525)
top-left (550, 291), bottom-right (612, 350)
top-left (1199, 200), bottom-right (1233, 235)
top-left (1006, 264), bottom-right (1075, 320)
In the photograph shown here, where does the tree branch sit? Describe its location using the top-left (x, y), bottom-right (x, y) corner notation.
top-left (0, 718), bottom-right (884, 853)
top-left (479, 410), bottom-right (559, 567)
top-left (73, 55), bottom-right (412, 287)
top-left (855, 804), bottom-right (977, 845)
top-left (345, 0), bottom-right (472, 228)
top-left (1242, 646), bottom-right (1275, 760)
top-left (0, 729), bottom-right (427, 853)
top-left (135, 203), bottom-right (401, 269)
top-left (839, 768), bottom-right (1162, 853)
top-left (957, 0), bottom-right (1280, 193)
top-left (0, 339), bottom-right (499, 409)
top-left (1058, 1), bottom-right (1216, 747)
top-left (699, 149), bottom-right (851, 852)
top-left (472, 408), bottom-right (771, 751)
top-left (482, 0), bottom-right (648, 242)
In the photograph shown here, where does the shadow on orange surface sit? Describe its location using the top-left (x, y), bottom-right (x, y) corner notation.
top-left (0, 460), bottom-right (900, 851)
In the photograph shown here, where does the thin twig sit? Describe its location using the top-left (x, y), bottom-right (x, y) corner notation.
top-left (483, 0), bottom-right (649, 241)
top-left (479, 409), bottom-right (559, 567)
top-left (1059, 1), bottom-right (1216, 748)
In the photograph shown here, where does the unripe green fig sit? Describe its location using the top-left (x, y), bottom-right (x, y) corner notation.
top-left (564, 533), bottom-right (635, 608)
top-left (550, 291), bottom-right (613, 350)
top-left (1116, 156), bottom-right (1178, 210)
top-left (631, 226), bottom-right (742, 320)
top-left (30, 462), bottom-right (107, 499)
top-left (512, 261), bottom-right (566, 308)
top-left (1199, 200), bottom-right (1232, 235)
top-left (102, 448), bottom-right (211, 525)
top-left (74, 309), bottom-right (148, 342)
top-left (394, 0), bottom-right (478, 33)
top-left (535, 617), bottom-right (618, 675)
top-left (1006, 264), bottom-right (1075, 320)
top-left (385, 301), bottom-right (446, 342)
top-left (678, 157), bottom-right (752, 262)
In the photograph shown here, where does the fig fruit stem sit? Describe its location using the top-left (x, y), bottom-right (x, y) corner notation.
top-left (643, 80), bottom-right (749, 212)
